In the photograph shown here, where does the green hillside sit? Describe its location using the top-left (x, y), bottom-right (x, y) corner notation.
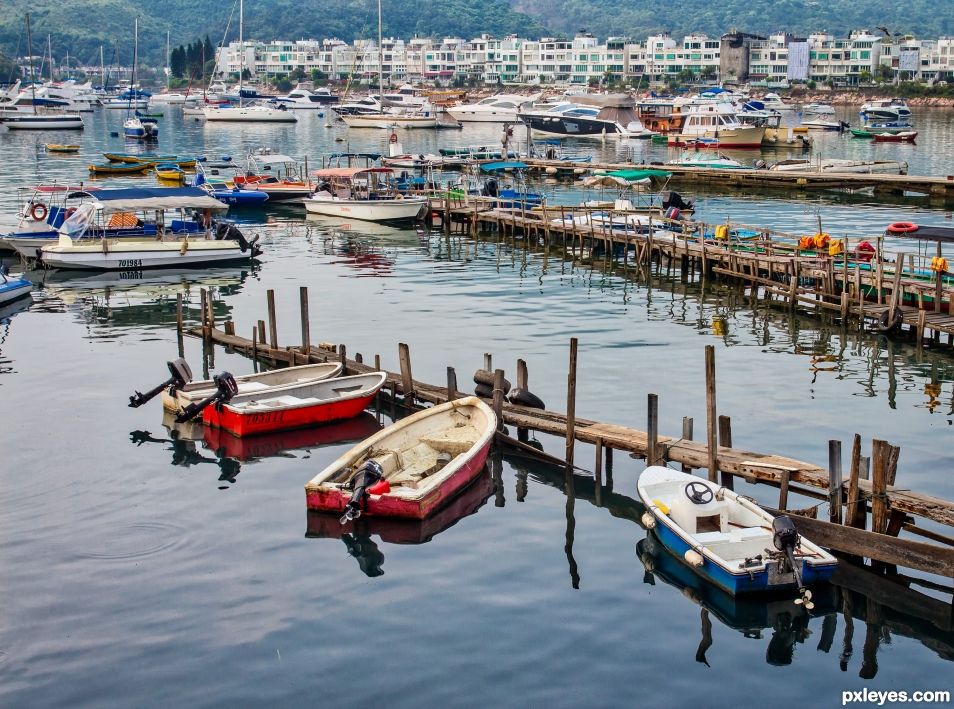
top-left (1, 0), bottom-right (951, 71)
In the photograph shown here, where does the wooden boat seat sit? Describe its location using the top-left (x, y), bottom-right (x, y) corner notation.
top-left (237, 381), bottom-right (271, 392)
top-left (242, 395), bottom-right (319, 408)
top-left (418, 425), bottom-right (480, 455)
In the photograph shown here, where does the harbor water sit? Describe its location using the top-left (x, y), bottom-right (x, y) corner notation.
top-left (1, 107), bottom-right (953, 707)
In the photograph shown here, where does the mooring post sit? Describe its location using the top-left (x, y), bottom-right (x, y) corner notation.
top-left (175, 292), bottom-right (184, 356)
top-left (516, 358), bottom-right (528, 441)
top-left (199, 288), bottom-right (208, 341)
top-left (266, 289), bottom-right (278, 349)
top-left (398, 342), bottom-right (414, 407)
top-left (492, 368), bottom-right (505, 431)
top-left (483, 352), bottom-right (492, 371)
top-left (845, 434), bottom-right (863, 529)
top-left (251, 326), bottom-right (258, 364)
top-left (594, 436), bottom-right (603, 503)
top-left (705, 345), bottom-right (718, 482)
top-left (299, 286), bottom-right (311, 357)
top-left (681, 416), bottom-right (694, 472)
top-left (718, 415), bottom-right (734, 490)
top-left (374, 354), bottom-right (381, 371)
top-left (647, 393), bottom-right (659, 466)
top-left (206, 291), bottom-right (215, 338)
top-left (339, 344), bottom-right (347, 375)
top-left (446, 366), bottom-right (459, 402)
top-left (870, 439), bottom-right (889, 534)
top-left (778, 470), bottom-right (791, 511)
top-left (566, 337), bottom-right (578, 468)
top-left (829, 439), bottom-right (843, 525)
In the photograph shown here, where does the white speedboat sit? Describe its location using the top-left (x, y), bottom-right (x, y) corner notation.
top-left (801, 102), bottom-right (835, 116)
top-left (801, 118), bottom-right (848, 131)
top-left (42, 235), bottom-right (257, 270)
top-left (761, 92), bottom-right (796, 111)
top-left (340, 111), bottom-right (439, 129)
top-left (860, 98), bottom-right (911, 121)
top-left (768, 158), bottom-right (908, 174)
top-left (667, 151), bottom-right (747, 169)
top-left (151, 93), bottom-right (189, 104)
top-left (305, 167), bottom-right (428, 223)
top-left (447, 93), bottom-right (538, 123)
top-left (1, 111), bottom-right (84, 130)
top-left (0, 267), bottom-right (32, 304)
top-left (519, 94), bottom-right (650, 138)
top-left (202, 103), bottom-right (298, 122)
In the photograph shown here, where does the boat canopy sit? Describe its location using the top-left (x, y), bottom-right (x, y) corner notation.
top-left (903, 225), bottom-right (954, 243)
top-left (607, 169), bottom-right (672, 181)
top-left (313, 167), bottom-right (394, 179)
top-left (480, 161), bottom-right (529, 173)
top-left (251, 154), bottom-right (297, 166)
top-left (86, 187), bottom-right (228, 212)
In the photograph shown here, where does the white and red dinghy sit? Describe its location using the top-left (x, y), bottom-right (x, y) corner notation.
top-left (305, 397), bottom-right (496, 520)
top-left (200, 371), bottom-right (387, 437)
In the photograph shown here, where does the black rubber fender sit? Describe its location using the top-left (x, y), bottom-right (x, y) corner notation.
top-left (875, 307), bottom-right (903, 334)
top-left (473, 369), bottom-right (511, 393)
top-left (474, 382), bottom-right (494, 398)
top-left (507, 388), bottom-right (546, 410)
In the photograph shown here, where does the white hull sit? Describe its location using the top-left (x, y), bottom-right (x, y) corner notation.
top-left (769, 159), bottom-right (907, 175)
top-left (341, 114), bottom-right (438, 129)
top-left (104, 100), bottom-right (150, 110)
top-left (3, 115), bottom-right (84, 130)
top-left (151, 94), bottom-right (188, 104)
top-left (446, 108), bottom-right (519, 123)
top-left (303, 196), bottom-right (427, 222)
top-left (202, 106), bottom-right (297, 122)
top-left (41, 238), bottom-right (253, 270)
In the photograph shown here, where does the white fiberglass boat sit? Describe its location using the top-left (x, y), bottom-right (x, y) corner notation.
top-left (202, 103), bottom-right (297, 122)
top-left (447, 93), bottom-right (538, 123)
top-left (305, 167), bottom-right (428, 223)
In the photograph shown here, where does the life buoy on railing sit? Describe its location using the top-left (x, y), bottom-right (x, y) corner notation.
top-left (30, 203), bottom-right (48, 222)
top-left (886, 221), bottom-right (918, 234)
top-left (389, 132), bottom-right (398, 144)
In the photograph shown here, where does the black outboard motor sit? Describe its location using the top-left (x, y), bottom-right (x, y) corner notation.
top-left (661, 191), bottom-right (693, 212)
top-left (340, 459), bottom-right (385, 524)
top-left (175, 371), bottom-right (239, 423)
top-left (128, 358), bottom-right (193, 408)
top-left (772, 515), bottom-right (812, 607)
top-left (482, 178), bottom-right (499, 198)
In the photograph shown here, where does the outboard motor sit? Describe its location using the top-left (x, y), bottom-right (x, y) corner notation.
top-left (340, 459), bottom-right (387, 524)
top-left (175, 371), bottom-right (238, 423)
top-left (772, 515), bottom-right (814, 608)
top-left (128, 358), bottom-right (193, 408)
top-left (661, 190), bottom-right (692, 212)
top-left (482, 178), bottom-right (499, 198)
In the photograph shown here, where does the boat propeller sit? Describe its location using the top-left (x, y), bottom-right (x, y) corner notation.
top-left (772, 516), bottom-right (814, 610)
top-left (340, 460), bottom-right (386, 524)
top-left (128, 358), bottom-right (193, 408)
top-left (174, 372), bottom-right (238, 423)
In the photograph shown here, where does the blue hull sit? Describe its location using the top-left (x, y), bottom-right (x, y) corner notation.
top-left (652, 513), bottom-right (836, 595)
top-left (209, 190), bottom-right (269, 207)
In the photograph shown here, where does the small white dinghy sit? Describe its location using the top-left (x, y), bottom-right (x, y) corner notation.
top-left (637, 466), bottom-right (836, 599)
top-left (0, 266), bottom-right (32, 304)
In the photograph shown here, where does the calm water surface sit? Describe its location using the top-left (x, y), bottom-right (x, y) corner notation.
top-left (1, 108), bottom-right (953, 707)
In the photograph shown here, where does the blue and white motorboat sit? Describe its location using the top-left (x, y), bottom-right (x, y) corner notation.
top-left (192, 172), bottom-right (269, 207)
top-left (123, 116), bottom-right (158, 141)
top-left (637, 466), bottom-right (836, 598)
top-left (0, 266), bottom-right (32, 304)
top-left (860, 98), bottom-right (911, 121)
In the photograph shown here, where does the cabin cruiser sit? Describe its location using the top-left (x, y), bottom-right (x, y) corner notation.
top-left (447, 93), bottom-right (539, 122)
top-left (380, 84), bottom-right (427, 109)
top-left (766, 158), bottom-right (908, 175)
top-left (668, 102), bottom-right (765, 148)
top-left (332, 96), bottom-right (384, 116)
top-left (667, 152), bottom-right (747, 169)
top-left (860, 98), bottom-right (911, 121)
top-left (269, 85), bottom-right (339, 109)
top-left (760, 92), bottom-right (796, 111)
top-left (151, 92), bottom-right (189, 104)
top-left (518, 94), bottom-right (651, 138)
top-left (103, 88), bottom-right (151, 110)
top-left (202, 101), bottom-right (297, 123)
top-left (801, 102), bottom-right (835, 116)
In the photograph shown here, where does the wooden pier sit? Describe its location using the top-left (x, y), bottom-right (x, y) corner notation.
top-left (180, 286), bottom-right (954, 581)
top-left (521, 159), bottom-right (954, 201)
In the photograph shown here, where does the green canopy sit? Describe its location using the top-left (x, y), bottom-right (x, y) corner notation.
top-left (606, 169), bottom-right (672, 181)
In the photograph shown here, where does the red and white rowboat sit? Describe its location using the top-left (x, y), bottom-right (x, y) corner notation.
top-left (873, 131), bottom-right (917, 143)
top-left (162, 362), bottom-right (343, 412)
top-left (305, 396), bottom-right (496, 520)
top-left (203, 371), bottom-right (387, 437)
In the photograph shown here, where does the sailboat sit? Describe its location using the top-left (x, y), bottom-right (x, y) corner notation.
top-left (202, 0), bottom-right (296, 123)
top-left (122, 18), bottom-right (159, 141)
top-left (152, 31), bottom-right (188, 104)
top-left (338, 0), bottom-right (437, 129)
top-left (1, 15), bottom-right (84, 130)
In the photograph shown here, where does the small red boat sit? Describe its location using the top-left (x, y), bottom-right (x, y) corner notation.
top-left (305, 397), bottom-right (496, 520)
top-left (873, 131), bottom-right (917, 143)
top-left (202, 371), bottom-right (387, 437)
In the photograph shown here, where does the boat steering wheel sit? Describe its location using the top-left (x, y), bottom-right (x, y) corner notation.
top-left (685, 481), bottom-right (714, 505)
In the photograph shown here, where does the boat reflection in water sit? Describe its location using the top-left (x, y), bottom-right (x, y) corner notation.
top-left (306, 466), bottom-right (495, 577)
top-left (0, 294), bottom-right (33, 378)
top-left (637, 532), bottom-right (838, 666)
top-left (129, 411), bottom-right (382, 489)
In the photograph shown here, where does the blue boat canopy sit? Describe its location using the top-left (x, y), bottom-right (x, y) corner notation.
top-left (88, 187), bottom-right (228, 212)
top-left (480, 161), bottom-right (529, 173)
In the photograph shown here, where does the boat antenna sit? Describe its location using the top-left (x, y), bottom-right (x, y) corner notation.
top-left (377, 0), bottom-right (383, 101)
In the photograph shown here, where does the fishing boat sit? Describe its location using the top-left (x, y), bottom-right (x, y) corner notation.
top-left (129, 359), bottom-right (344, 411)
top-left (305, 396), bottom-right (496, 520)
top-left (190, 371), bottom-right (387, 437)
top-left (305, 167), bottom-right (428, 223)
top-left (0, 267), bottom-right (32, 304)
top-left (233, 152), bottom-right (313, 202)
top-left (89, 161), bottom-right (152, 176)
top-left (154, 163), bottom-right (185, 182)
top-left (873, 131), bottom-right (917, 143)
top-left (45, 144), bottom-right (80, 153)
top-left (192, 171), bottom-right (269, 207)
top-left (637, 466), bottom-right (837, 596)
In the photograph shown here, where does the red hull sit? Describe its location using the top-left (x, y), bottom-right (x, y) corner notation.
top-left (203, 413), bottom-right (382, 459)
top-left (305, 438), bottom-right (493, 519)
top-left (203, 392), bottom-right (379, 437)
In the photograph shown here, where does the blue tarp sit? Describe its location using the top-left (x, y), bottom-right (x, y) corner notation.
top-left (480, 161), bottom-right (529, 173)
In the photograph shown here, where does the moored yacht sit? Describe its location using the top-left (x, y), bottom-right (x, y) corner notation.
top-left (270, 84), bottom-right (339, 108)
top-left (668, 103), bottom-right (765, 148)
top-left (518, 94), bottom-right (650, 138)
top-left (447, 93), bottom-right (539, 122)
top-left (860, 98), bottom-right (911, 121)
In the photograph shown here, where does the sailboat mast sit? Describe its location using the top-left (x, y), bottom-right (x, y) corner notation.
top-left (25, 14), bottom-right (36, 115)
top-left (238, 0), bottom-right (244, 100)
top-left (48, 34), bottom-right (53, 82)
top-left (377, 0), bottom-right (383, 98)
top-left (133, 17), bottom-right (138, 90)
top-left (100, 45), bottom-right (104, 91)
top-left (166, 30), bottom-right (171, 91)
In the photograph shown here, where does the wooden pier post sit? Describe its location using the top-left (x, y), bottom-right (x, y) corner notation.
top-left (492, 368), bottom-right (505, 431)
top-left (845, 434), bottom-right (864, 529)
top-left (870, 439), bottom-right (893, 534)
top-left (446, 366), bottom-right (458, 402)
top-left (705, 345), bottom-right (718, 482)
top-left (681, 417), bottom-right (694, 473)
top-left (199, 288), bottom-right (208, 341)
top-left (647, 393), bottom-right (659, 466)
top-left (266, 289), bottom-right (278, 349)
top-left (916, 309), bottom-right (927, 351)
top-left (299, 286), bottom-right (311, 357)
top-left (516, 358), bottom-right (529, 441)
top-left (251, 326), bottom-right (258, 364)
top-left (594, 437), bottom-right (603, 506)
top-left (566, 337), bottom-right (578, 468)
top-left (257, 320), bottom-right (266, 350)
top-left (398, 342), bottom-right (414, 406)
top-left (339, 344), bottom-right (347, 375)
top-left (718, 415), bottom-right (734, 490)
top-left (206, 292), bottom-right (215, 338)
top-left (175, 293), bottom-right (184, 356)
top-left (829, 439), bottom-right (843, 525)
